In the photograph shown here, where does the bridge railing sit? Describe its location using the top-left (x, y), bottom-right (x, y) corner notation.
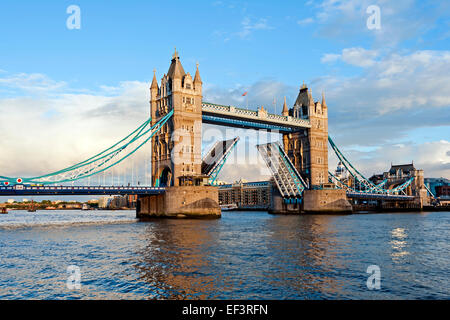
top-left (202, 102), bottom-right (311, 128)
top-left (0, 185), bottom-right (165, 191)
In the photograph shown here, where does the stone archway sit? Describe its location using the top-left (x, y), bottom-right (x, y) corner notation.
top-left (159, 166), bottom-right (173, 187)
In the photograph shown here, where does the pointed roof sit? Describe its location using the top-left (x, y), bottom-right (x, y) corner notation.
top-left (167, 48), bottom-right (186, 80)
top-left (282, 96), bottom-right (289, 116)
top-left (294, 82), bottom-right (314, 107)
top-left (151, 69), bottom-right (158, 89)
top-left (321, 91), bottom-right (327, 108)
top-left (194, 62), bottom-right (202, 83)
top-left (389, 163), bottom-right (415, 175)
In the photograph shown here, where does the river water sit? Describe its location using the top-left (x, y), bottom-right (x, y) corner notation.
top-left (0, 210), bottom-right (449, 299)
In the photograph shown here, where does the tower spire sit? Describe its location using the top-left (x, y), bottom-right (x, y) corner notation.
top-left (167, 48), bottom-right (185, 80)
top-left (151, 69), bottom-right (158, 89)
top-left (194, 61), bottom-right (202, 84)
top-left (321, 91), bottom-right (327, 108)
top-left (282, 96), bottom-right (289, 116)
top-left (172, 47), bottom-right (179, 59)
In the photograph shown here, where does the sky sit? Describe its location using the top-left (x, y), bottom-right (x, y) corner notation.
top-left (0, 0), bottom-right (449, 198)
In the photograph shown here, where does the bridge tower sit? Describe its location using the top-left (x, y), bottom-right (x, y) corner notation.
top-left (282, 84), bottom-right (328, 188)
top-left (150, 49), bottom-right (203, 187)
top-left (138, 49), bottom-right (220, 219)
top-left (278, 84), bottom-right (351, 214)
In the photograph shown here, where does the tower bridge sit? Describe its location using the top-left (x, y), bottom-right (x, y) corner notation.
top-left (0, 49), bottom-right (432, 216)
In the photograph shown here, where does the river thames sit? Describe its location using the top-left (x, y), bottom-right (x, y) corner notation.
top-left (0, 210), bottom-right (449, 299)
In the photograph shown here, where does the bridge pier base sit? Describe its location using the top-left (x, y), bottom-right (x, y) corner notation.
top-left (269, 193), bottom-right (301, 214)
top-left (269, 188), bottom-right (352, 214)
top-left (302, 189), bottom-right (352, 214)
top-left (136, 186), bottom-right (221, 219)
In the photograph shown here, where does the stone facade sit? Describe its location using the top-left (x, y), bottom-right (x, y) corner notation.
top-left (302, 189), bottom-right (352, 214)
top-left (282, 84), bottom-right (328, 188)
top-left (141, 50), bottom-right (220, 219)
top-left (150, 50), bottom-right (203, 187)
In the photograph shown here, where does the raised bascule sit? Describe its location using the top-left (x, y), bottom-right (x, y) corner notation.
top-left (0, 50), bottom-right (433, 216)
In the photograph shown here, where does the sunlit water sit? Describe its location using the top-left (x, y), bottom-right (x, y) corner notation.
top-left (0, 210), bottom-right (449, 299)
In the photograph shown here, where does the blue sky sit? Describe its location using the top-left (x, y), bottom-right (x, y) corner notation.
top-left (0, 0), bottom-right (449, 195)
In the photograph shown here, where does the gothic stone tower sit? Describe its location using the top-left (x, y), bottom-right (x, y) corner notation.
top-left (282, 84), bottom-right (329, 188)
top-left (150, 50), bottom-right (203, 187)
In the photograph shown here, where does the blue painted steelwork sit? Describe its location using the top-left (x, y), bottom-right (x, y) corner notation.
top-left (274, 143), bottom-right (308, 192)
top-left (202, 115), bottom-right (294, 133)
top-left (328, 136), bottom-right (415, 195)
top-left (346, 192), bottom-right (414, 201)
top-left (257, 142), bottom-right (307, 199)
top-left (202, 102), bottom-right (310, 130)
top-left (207, 138), bottom-right (240, 184)
top-left (0, 185), bottom-right (165, 196)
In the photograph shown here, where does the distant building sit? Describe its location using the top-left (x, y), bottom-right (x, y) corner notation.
top-left (425, 177), bottom-right (450, 197)
top-left (7, 199), bottom-right (14, 204)
top-left (219, 180), bottom-right (272, 208)
top-left (98, 196), bottom-right (113, 209)
top-left (436, 186), bottom-right (450, 198)
top-left (22, 198), bottom-right (29, 203)
top-left (334, 161), bottom-right (347, 180)
top-left (369, 163), bottom-right (426, 198)
top-left (109, 195), bottom-right (128, 209)
top-left (127, 195), bottom-right (137, 208)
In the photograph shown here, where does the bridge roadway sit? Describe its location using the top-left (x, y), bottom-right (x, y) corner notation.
top-left (0, 185), bottom-right (165, 196)
top-left (0, 184), bottom-right (415, 202)
top-left (346, 192), bottom-right (415, 201)
top-left (218, 180), bottom-right (415, 201)
top-left (202, 102), bottom-right (310, 132)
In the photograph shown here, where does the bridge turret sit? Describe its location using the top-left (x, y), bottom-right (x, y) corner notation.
top-left (321, 91), bottom-right (327, 109)
top-left (282, 96), bottom-right (289, 116)
top-left (167, 48), bottom-right (186, 93)
top-left (194, 62), bottom-right (202, 95)
top-left (283, 82), bottom-right (329, 188)
top-left (150, 69), bottom-right (159, 120)
top-left (151, 50), bottom-right (203, 187)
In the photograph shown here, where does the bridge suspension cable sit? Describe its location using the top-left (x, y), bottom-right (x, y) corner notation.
top-left (0, 111), bottom-right (173, 186)
top-left (328, 136), bottom-right (414, 195)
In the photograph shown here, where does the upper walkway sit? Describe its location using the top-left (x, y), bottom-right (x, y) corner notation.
top-left (202, 102), bottom-right (310, 133)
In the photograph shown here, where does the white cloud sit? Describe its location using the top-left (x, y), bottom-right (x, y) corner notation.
top-left (297, 17), bottom-right (314, 25)
top-left (0, 75), bottom-right (151, 179)
top-left (0, 72), bottom-right (66, 93)
top-left (237, 17), bottom-right (273, 39)
top-left (321, 53), bottom-right (341, 63)
top-left (321, 47), bottom-right (379, 67)
top-left (310, 0), bottom-right (449, 47)
top-left (341, 47), bottom-right (379, 67)
top-left (318, 49), bottom-right (450, 114)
